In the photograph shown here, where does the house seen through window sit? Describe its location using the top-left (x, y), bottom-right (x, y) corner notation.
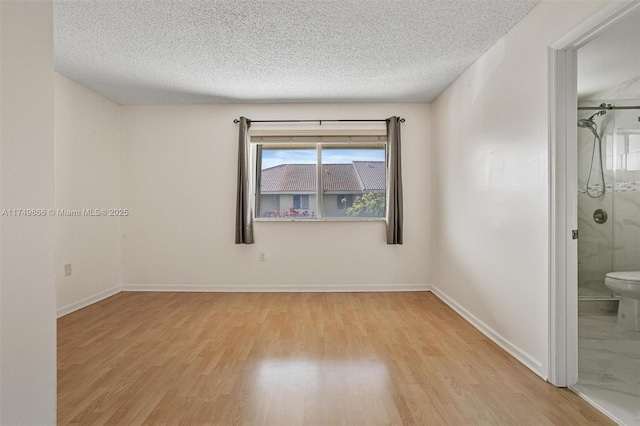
top-left (337, 194), bottom-right (354, 210)
top-left (256, 146), bottom-right (386, 220)
top-left (293, 194), bottom-right (309, 210)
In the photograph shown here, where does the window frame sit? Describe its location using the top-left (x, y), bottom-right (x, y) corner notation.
top-left (337, 194), bottom-right (354, 210)
top-left (252, 136), bottom-right (387, 222)
top-left (293, 194), bottom-right (310, 210)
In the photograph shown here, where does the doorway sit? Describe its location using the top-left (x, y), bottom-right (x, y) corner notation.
top-left (549, 1), bottom-right (640, 424)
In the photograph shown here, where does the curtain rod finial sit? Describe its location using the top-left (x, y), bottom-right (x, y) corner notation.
top-left (233, 118), bottom-right (240, 124)
top-left (399, 118), bottom-right (405, 123)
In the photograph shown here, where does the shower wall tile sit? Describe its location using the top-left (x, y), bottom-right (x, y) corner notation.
top-left (578, 95), bottom-right (640, 299)
top-left (578, 189), bottom-right (613, 297)
top-left (577, 111), bottom-right (614, 192)
top-left (613, 172), bottom-right (640, 273)
top-left (579, 276), bottom-right (613, 298)
top-left (577, 189), bottom-right (613, 297)
top-left (578, 240), bottom-right (598, 264)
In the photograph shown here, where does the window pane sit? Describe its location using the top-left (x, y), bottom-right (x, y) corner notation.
top-left (321, 148), bottom-right (386, 218)
top-left (258, 148), bottom-right (317, 218)
top-left (629, 135), bottom-right (640, 153)
top-left (336, 194), bottom-right (354, 210)
top-left (627, 152), bottom-right (640, 171)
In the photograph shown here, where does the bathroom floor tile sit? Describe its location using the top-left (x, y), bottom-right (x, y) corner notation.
top-left (572, 383), bottom-right (640, 426)
top-left (578, 314), bottom-right (640, 425)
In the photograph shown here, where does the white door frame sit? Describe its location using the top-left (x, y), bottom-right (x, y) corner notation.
top-left (548, 0), bottom-right (640, 387)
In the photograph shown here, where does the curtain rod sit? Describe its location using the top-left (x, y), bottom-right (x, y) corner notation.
top-left (233, 118), bottom-right (405, 124)
top-left (578, 104), bottom-right (640, 110)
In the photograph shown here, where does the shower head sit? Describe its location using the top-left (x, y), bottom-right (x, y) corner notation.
top-left (577, 118), bottom-right (594, 129)
top-left (588, 110), bottom-right (606, 120)
top-left (577, 110), bottom-right (606, 131)
top-left (578, 118), bottom-right (595, 129)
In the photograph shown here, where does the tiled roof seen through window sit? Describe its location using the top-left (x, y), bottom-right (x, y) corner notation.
top-left (261, 161), bottom-right (385, 193)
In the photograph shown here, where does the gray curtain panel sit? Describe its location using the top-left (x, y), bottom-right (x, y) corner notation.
top-left (386, 116), bottom-right (403, 244)
top-left (235, 117), bottom-right (254, 244)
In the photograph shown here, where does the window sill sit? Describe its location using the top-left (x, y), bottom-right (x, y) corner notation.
top-left (254, 217), bottom-right (385, 223)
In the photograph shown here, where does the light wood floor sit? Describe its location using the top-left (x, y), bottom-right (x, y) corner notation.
top-left (58, 292), bottom-right (612, 425)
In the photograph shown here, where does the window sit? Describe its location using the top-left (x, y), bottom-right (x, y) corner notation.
top-left (254, 137), bottom-right (386, 220)
top-left (293, 195), bottom-right (309, 210)
top-left (606, 132), bottom-right (640, 171)
top-left (321, 148), bottom-right (385, 218)
top-left (337, 194), bottom-right (354, 210)
top-left (257, 147), bottom-right (317, 218)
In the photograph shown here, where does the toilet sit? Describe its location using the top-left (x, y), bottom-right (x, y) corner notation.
top-left (604, 271), bottom-right (640, 331)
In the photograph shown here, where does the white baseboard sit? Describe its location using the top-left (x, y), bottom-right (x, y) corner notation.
top-left (122, 283), bottom-right (432, 293)
top-left (430, 285), bottom-right (544, 378)
top-left (57, 286), bottom-right (121, 318)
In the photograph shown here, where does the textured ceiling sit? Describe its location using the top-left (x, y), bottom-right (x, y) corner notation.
top-left (54, 0), bottom-right (539, 104)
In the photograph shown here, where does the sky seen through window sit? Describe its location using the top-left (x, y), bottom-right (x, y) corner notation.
top-left (261, 149), bottom-right (384, 169)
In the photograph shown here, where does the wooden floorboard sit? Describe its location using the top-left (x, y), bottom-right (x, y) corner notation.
top-left (58, 292), bottom-right (612, 425)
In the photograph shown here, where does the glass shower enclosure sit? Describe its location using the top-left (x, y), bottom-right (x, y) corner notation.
top-left (577, 100), bottom-right (640, 301)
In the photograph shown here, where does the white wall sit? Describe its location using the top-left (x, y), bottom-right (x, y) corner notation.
top-left (0, 1), bottom-right (56, 423)
top-left (1, 2), bottom-right (3, 422)
top-left (120, 103), bottom-right (431, 291)
top-left (55, 73), bottom-right (122, 316)
top-left (1, 3), bottom-right (3, 421)
top-left (431, 0), bottom-right (613, 380)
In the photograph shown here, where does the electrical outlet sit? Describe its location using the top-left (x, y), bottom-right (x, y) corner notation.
top-left (64, 263), bottom-right (72, 276)
top-left (259, 252), bottom-right (266, 262)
